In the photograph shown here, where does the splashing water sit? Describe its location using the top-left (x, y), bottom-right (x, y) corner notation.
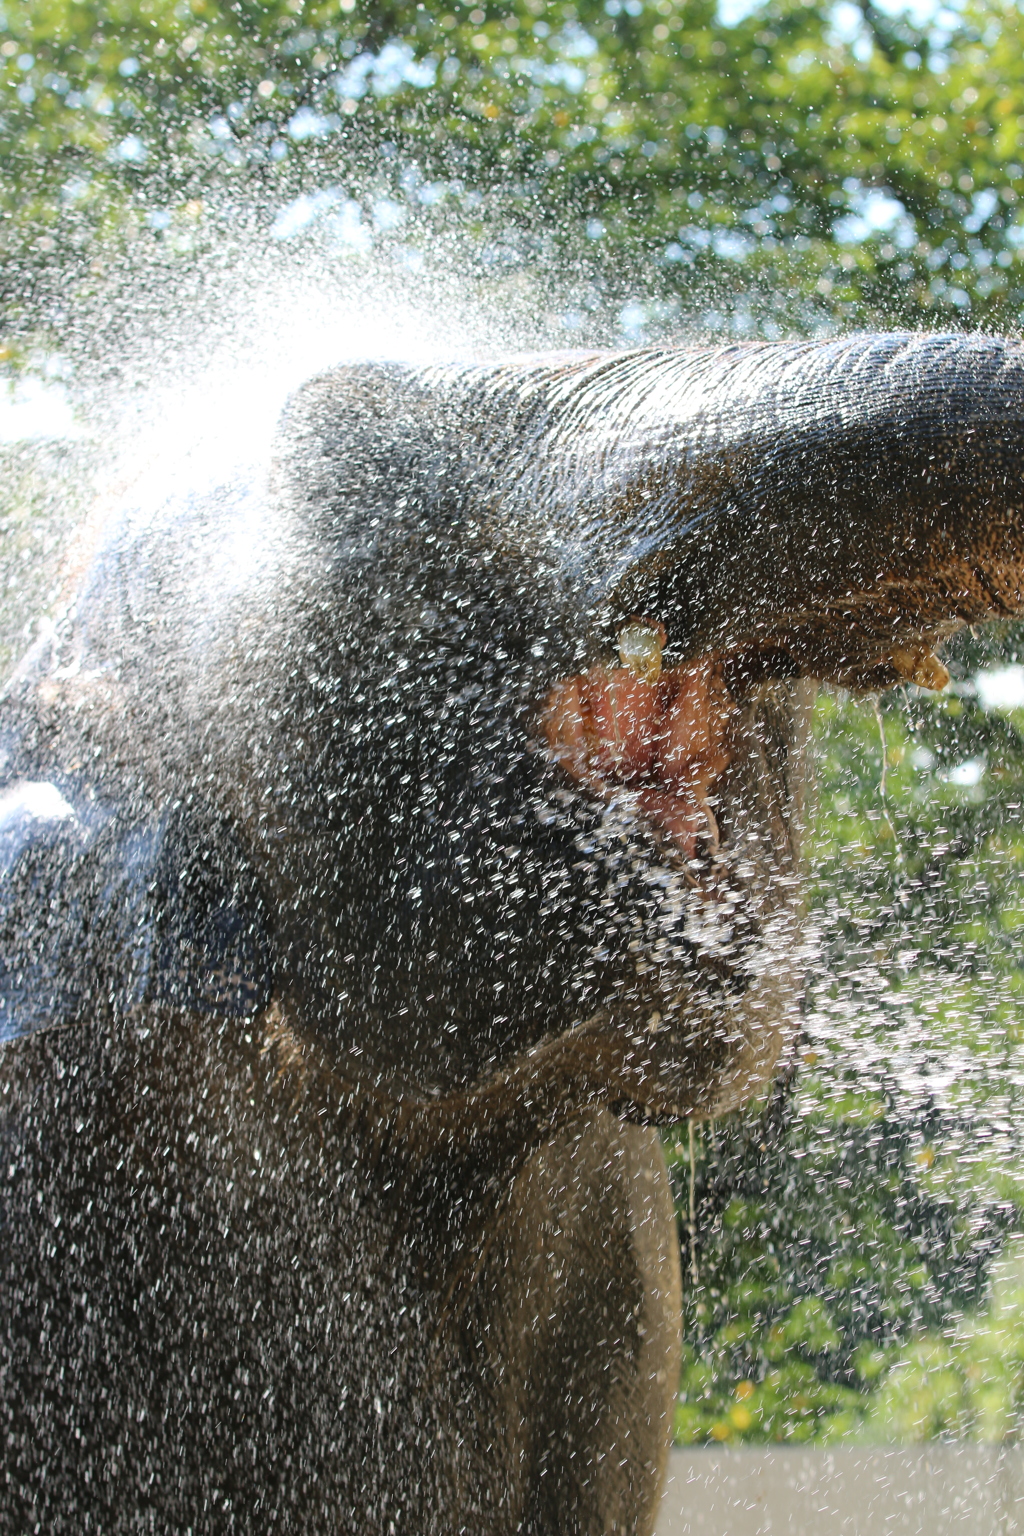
top-left (5, 223), bottom-right (1024, 1532)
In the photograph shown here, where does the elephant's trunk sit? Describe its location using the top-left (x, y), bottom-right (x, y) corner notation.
top-left (461, 333), bottom-right (1024, 690)
top-left (616, 334), bottom-right (1024, 687)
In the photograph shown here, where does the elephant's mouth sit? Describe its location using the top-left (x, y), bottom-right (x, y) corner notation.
top-left (540, 612), bottom-right (953, 867)
top-left (541, 618), bottom-right (742, 864)
top-left (537, 621), bottom-right (847, 1120)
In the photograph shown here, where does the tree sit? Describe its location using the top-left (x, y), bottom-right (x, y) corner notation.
top-left (672, 627), bottom-right (1024, 1443)
top-left (3, 0), bottom-right (1024, 339)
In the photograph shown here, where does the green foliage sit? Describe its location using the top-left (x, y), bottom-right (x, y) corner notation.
top-left (670, 633), bottom-right (1024, 1445)
top-left (5, 0), bottom-right (1024, 332)
top-left (864, 1241), bottom-right (1024, 1441)
top-left (667, 1089), bottom-right (1013, 1444)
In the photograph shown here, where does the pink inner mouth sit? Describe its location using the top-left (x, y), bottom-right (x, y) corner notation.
top-left (541, 652), bottom-right (736, 858)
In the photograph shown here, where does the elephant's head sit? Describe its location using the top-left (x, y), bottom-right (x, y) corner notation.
top-left (237, 332), bottom-right (1024, 1126)
top-left (4, 333), bottom-right (1023, 1138)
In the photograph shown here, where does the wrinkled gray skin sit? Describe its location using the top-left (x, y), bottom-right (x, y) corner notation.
top-left (2, 333), bottom-right (1024, 1532)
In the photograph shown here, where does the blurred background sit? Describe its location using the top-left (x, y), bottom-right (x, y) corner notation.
top-left (5, 0), bottom-right (1024, 1450)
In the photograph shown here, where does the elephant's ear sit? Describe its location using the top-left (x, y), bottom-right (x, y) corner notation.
top-left (0, 779), bottom-right (273, 1042)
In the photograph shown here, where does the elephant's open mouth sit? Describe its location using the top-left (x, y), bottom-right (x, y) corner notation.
top-left (541, 618), bottom-right (738, 864)
top-left (541, 612), bottom-right (955, 874)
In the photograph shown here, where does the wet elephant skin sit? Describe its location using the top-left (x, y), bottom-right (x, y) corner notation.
top-left (1, 333), bottom-right (1024, 1532)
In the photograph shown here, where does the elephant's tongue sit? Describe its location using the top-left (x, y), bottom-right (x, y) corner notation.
top-left (541, 628), bottom-right (735, 859)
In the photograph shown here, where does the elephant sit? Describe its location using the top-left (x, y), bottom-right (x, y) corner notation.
top-left (1, 331), bottom-right (1023, 1533)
